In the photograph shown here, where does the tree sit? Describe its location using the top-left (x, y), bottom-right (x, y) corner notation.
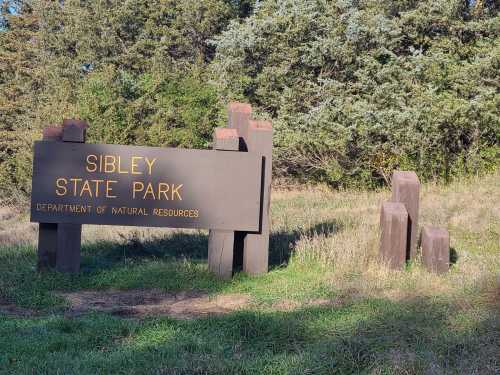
top-left (212, 0), bottom-right (499, 187)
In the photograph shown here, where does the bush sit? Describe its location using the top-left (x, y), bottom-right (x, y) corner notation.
top-left (212, 0), bottom-right (499, 187)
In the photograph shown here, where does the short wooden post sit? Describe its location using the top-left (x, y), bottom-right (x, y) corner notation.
top-left (227, 102), bottom-right (252, 148)
top-left (208, 128), bottom-right (240, 279)
top-left (379, 202), bottom-right (408, 269)
top-left (37, 126), bottom-right (63, 270)
top-left (421, 226), bottom-right (450, 274)
top-left (241, 120), bottom-right (272, 275)
top-left (391, 171), bottom-right (420, 260)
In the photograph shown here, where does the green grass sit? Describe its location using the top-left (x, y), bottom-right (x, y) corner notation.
top-left (0, 173), bottom-right (499, 374)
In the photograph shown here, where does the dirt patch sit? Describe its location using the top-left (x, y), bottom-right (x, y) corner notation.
top-left (272, 297), bottom-right (347, 311)
top-left (0, 304), bottom-right (38, 317)
top-left (57, 289), bottom-right (250, 319)
top-left (0, 296), bottom-right (38, 317)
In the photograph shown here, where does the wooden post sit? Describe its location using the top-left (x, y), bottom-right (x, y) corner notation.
top-left (37, 126), bottom-right (63, 270)
top-left (55, 120), bottom-right (87, 273)
top-left (243, 120), bottom-right (272, 275)
top-left (208, 128), bottom-right (240, 279)
top-left (226, 103), bottom-right (272, 275)
top-left (379, 202), bottom-right (408, 270)
top-left (421, 226), bottom-right (450, 274)
top-left (37, 119), bottom-right (87, 273)
top-left (226, 103), bottom-right (252, 271)
top-left (391, 171), bottom-right (420, 260)
top-left (227, 102), bottom-right (252, 148)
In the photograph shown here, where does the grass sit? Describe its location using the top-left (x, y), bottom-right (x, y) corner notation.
top-left (0, 172), bottom-right (499, 374)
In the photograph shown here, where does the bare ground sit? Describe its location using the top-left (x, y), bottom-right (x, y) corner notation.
top-left (55, 290), bottom-right (250, 319)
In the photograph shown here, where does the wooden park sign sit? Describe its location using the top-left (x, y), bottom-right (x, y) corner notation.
top-left (31, 143), bottom-right (262, 230)
top-left (31, 103), bottom-right (272, 279)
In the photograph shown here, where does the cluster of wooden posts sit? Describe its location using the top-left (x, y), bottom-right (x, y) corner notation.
top-left (379, 171), bottom-right (450, 273)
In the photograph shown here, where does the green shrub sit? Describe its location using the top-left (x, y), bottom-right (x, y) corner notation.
top-left (78, 67), bottom-right (224, 149)
top-left (212, 0), bottom-right (499, 187)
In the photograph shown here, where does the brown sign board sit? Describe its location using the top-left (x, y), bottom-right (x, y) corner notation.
top-left (30, 141), bottom-right (262, 231)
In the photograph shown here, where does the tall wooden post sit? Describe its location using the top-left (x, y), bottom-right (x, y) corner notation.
top-left (37, 119), bottom-right (87, 273)
top-left (37, 126), bottom-right (63, 271)
top-left (208, 128), bottom-right (240, 279)
top-left (391, 171), bottom-right (420, 260)
top-left (226, 103), bottom-right (252, 271)
top-left (243, 120), bottom-right (272, 275)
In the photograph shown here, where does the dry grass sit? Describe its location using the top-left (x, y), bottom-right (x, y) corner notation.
top-left (0, 172), bottom-right (498, 374)
top-left (2, 172), bottom-right (499, 306)
top-left (271, 171), bottom-right (499, 307)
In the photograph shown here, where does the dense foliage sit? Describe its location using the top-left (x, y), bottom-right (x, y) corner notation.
top-left (0, 0), bottom-right (498, 197)
top-left (212, 0), bottom-right (499, 187)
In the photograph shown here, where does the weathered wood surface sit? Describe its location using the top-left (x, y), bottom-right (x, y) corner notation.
top-left (38, 120), bottom-right (86, 273)
top-left (30, 142), bottom-right (263, 231)
top-left (421, 226), bottom-right (450, 274)
top-left (243, 120), bottom-right (272, 275)
top-left (55, 223), bottom-right (82, 273)
top-left (379, 201), bottom-right (408, 269)
top-left (208, 127), bottom-right (240, 279)
top-left (37, 222), bottom-right (58, 270)
top-left (391, 171), bottom-right (420, 260)
top-left (227, 102), bottom-right (272, 275)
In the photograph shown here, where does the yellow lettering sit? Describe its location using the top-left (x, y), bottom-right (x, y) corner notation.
top-left (145, 157), bottom-right (157, 175)
top-left (104, 155), bottom-right (116, 173)
top-left (143, 183), bottom-right (156, 200)
top-left (172, 184), bottom-right (183, 201)
top-left (86, 155), bottom-right (98, 173)
top-left (91, 179), bottom-right (104, 197)
top-left (158, 183), bottom-right (169, 200)
top-left (132, 181), bottom-right (144, 199)
top-left (69, 178), bottom-right (82, 196)
top-left (106, 180), bottom-right (117, 198)
top-left (117, 156), bottom-right (128, 174)
top-left (131, 157), bottom-right (143, 175)
top-left (56, 178), bottom-right (68, 196)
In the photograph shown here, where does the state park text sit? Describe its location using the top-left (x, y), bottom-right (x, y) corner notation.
top-left (54, 154), bottom-right (183, 201)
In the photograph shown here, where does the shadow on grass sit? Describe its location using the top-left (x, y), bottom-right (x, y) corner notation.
top-left (450, 247), bottom-right (459, 265)
top-left (80, 219), bottom-right (343, 273)
top-left (0, 294), bottom-right (497, 374)
top-left (0, 220), bottom-right (342, 308)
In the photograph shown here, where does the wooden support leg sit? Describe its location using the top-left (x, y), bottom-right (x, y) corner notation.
top-left (208, 128), bottom-right (240, 279)
top-left (421, 226), bottom-right (450, 274)
top-left (379, 202), bottom-right (408, 270)
top-left (243, 120), bottom-right (272, 275)
top-left (37, 223), bottom-right (58, 270)
top-left (38, 126), bottom-right (63, 270)
top-left (56, 223), bottom-right (82, 273)
top-left (391, 171), bottom-right (420, 260)
top-left (208, 230), bottom-right (235, 279)
top-left (54, 120), bottom-right (87, 273)
top-left (37, 120), bottom-right (87, 273)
